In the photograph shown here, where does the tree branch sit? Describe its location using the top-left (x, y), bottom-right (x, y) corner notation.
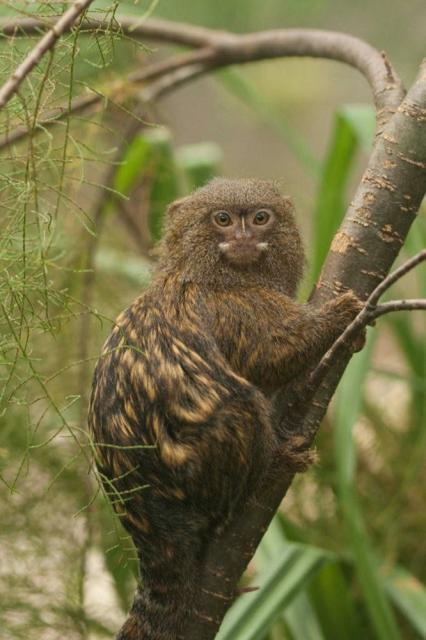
top-left (2, 15), bottom-right (404, 113)
top-left (300, 58), bottom-right (426, 436)
top-left (180, 58), bottom-right (426, 640)
top-left (0, 15), bottom-right (404, 149)
top-left (0, 48), bottom-right (214, 150)
top-left (309, 249), bottom-right (426, 389)
top-left (0, 0), bottom-right (95, 111)
top-left (372, 298), bottom-right (426, 317)
top-left (0, 15), bottom-right (216, 48)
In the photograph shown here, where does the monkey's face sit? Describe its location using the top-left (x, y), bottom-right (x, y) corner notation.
top-left (161, 178), bottom-right (305, 295)
top-left (212, 208), bottom-right (274, 266)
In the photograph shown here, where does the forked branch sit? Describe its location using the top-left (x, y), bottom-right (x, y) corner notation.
top-left (309, 249), bottom-right (426, 389)
top-left (0, 14), bottom-right (405, 149)
top-left (179, 59), bottom-right (426, 639)
top-left (0, 48), bottom-right (215, 150)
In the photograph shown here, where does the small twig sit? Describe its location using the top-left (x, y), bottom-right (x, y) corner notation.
top-left (142, 61), bottom-right (214, 101)
top-left (372, 299), bottom-right (426, 319)
top-left (0, 15), bottom-right (215, 48)
top-left (366, 250), bottom-right (426, 307)
top-left (309, 249), bottom-right (426, 388)
top-left (0, 18), bottom-right (405, 149)
top-left (0, 48), bottom-right (214, 151)
top-left (0, 0), bottom-right (95, 111)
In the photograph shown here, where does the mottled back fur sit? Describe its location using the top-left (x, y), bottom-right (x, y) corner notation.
top-left (88, 178), bottom-right (361, 640)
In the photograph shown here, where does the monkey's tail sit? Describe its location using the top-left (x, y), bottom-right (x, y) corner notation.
top-left (116, 556), bottom-right (200, 640)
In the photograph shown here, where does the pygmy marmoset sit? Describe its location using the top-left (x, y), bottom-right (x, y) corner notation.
top-left (88, 178), bottom-right (362, 640)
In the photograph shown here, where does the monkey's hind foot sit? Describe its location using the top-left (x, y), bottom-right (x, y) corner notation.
top-left (279, 434), bottom-right (317, 473)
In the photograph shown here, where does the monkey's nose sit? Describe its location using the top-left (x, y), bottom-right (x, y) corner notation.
top-left (234, 227), bottom-right (253, 241)
top-left (233, 216), bottom-right (252, 241)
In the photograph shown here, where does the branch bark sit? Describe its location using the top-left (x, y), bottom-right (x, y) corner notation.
top-left (0, 15), bottom-right (404, 150)
top-left (301, 58), bottom-right (426, 434)
top-left (309, 249), bottom-right (426, 389)
top-left (181, 59), bottom-right (426, 640)
top-left (0, 48), bottom-right (214, 150)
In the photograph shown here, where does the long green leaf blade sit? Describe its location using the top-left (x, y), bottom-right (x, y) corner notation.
top-left (218, 67), bottom-right (320, 175)
top-left (335, 337), bottom-right (401, 640)
top-left (143, 129), bottom-right (180, 243)
top-left (217, 543), bottom-right (329, 640)
top-left (310, 104), bottom-right (375, 284)
top-left (309, 561), bottom-right (365, 640)
top-left (383, 566), bottom-right (426, 638)
top-left (255, 516), bottom-right (326, 640)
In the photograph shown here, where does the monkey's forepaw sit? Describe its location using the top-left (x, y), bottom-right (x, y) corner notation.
top-left (330, 291), bottom-right (364, 329)
top-left (280, 435), bottom-right (317, 473)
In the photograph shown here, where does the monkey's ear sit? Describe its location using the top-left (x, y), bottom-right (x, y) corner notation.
top-left (166, 196), bottom-right (191, 216)
top-left (281, 195), bottom-right (295, 211)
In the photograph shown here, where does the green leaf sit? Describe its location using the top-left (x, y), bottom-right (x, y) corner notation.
top-left (102, 128), bottom-right (179, 243)
top-left (310, 104), bottom-right (375, 283)
top-left (176, 142), bottom-right (223, 190)
top-left (142, 128), bottom-right (180, 243)
top-left (383, 566), bottom-right (426, 638)
top-left (217, 543), bottom-right (329, 640)
top-left (255, 517), bottom-right (327, 640)
top-left (283, 590), bottom-right (327, 640)
top-left (95, 248), bottom-right (152, 286)
top-left (112, 135), bottom-right (152, 200)
top-left (254, 515), bottom-right (288, 569)
top-left (309, 561), bottom-right (365, 640)
top-left (334, 336), bottom-right (402, 640)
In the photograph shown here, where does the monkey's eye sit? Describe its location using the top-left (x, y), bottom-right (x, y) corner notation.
top-left (253, 210), bottom-right (270, 225)
top-left (214, 211), bottom-right (232, 227)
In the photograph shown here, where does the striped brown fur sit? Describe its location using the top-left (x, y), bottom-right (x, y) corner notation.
top-left (88, 178), bottom-right (362, 639)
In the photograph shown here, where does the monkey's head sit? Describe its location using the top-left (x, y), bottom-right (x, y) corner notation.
top-left (159, 178), bottom-right (305, 296)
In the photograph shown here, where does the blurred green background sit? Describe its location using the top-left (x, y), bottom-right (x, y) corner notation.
top-left (0, 1), bottom-right (425, 639)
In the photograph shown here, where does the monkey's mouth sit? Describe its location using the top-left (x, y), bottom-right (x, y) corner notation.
top-left (218, 240), bottom-right (269, 266)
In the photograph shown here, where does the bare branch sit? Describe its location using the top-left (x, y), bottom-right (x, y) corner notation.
top-left (0, 15), bottom-right (405, 149)
top-left (206, 29), bottom-right (404, 122)
top-left (0, 15), bottom-right (216, 48)
top-left (0, 48), bottom-right (214, 150)
top-left (309, 249), bottom-right (426, 388)
top-left (180, 58), bottom-right (426, 640)
top-left (373, 298), bottom-right (426, 317)
top-left (0, 0), bottom-right (95, 111)
top-left (142, 60), bottom-right (214, 101)
top-left (367, 248), bottom-right (426, 306)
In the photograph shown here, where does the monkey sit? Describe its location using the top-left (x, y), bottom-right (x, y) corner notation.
top-left (88, 178), bottom-right (363, 640)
